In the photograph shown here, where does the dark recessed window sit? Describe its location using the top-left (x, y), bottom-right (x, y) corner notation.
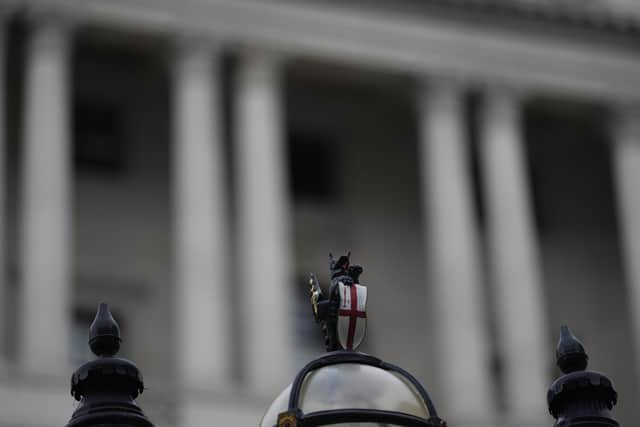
top-left (524, 102), bottom-right (613, 234)
top-left (73, 100), bottom-right (126, 173)
top-left (288, 131), bottom-right (337, 201)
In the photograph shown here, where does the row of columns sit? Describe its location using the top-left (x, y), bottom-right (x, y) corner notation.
top-left (174, 43), bottom-right (293, 394)
top-left (10, 17), bottom-right (295, 393)
top-left (6, 12), bottom-right (640, 424)
top-left (419, 82), bottom-right (547, 421)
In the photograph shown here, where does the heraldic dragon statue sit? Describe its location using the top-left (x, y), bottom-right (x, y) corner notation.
top-left (308, 252), bottom-right (367, 352)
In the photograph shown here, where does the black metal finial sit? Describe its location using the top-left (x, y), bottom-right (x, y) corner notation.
top-left (548, 326), bottom-right (618, 427)
top-left (89, 302), bottom-right (121, 357)
top-left (66, 303), bottom-right (153, 427)
top-left (556, 325), bottom-right (588, 374)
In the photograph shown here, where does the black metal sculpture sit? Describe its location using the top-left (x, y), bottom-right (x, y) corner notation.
top-left (547, 326), bottom-right (618, 427)
top-left (262, 253), bottom-right (445, 427)
top-left (65, 303), bottom-right (155, 427)
top-left (309, 252), bottom-right (366, 352)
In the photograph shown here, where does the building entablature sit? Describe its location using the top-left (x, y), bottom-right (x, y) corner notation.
top-left (6, 0), bottom-right (640, 103)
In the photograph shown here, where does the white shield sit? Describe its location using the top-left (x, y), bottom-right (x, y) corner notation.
top-left (337, 282), bottom-right (367, 351)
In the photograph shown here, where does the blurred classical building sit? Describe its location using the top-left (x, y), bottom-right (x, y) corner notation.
top-left (0, 0), bottom-right (640, 426)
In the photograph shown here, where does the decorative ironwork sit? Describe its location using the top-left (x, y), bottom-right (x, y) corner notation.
top-left (65, 303), bottom-right (155, 427)
top-left (262, 253), bottom-right (446, 427)
top-left (308, 252), bottom-right (367, 352)
top-left (547, 325), bottom-right (619, 427)
top-left (59, 260), bottom-right (624, 427)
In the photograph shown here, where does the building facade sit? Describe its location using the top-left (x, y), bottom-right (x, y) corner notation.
top-left (0, 0), bottom-right (640, 426)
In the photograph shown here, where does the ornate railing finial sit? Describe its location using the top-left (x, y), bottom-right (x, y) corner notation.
top-left (66, 303), bottom-right (154, 427)
top-left (556, 325), bottom-right (588, 374)
top-left (89, 302), bottom-right (121, 357)
top-left (548, 326), bottom-right (618, 427)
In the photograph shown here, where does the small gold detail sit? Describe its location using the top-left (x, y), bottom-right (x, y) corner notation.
top-left (278, 412), bottom-right (297, 427)
top-left (309, 280), bottom-right (319, 318)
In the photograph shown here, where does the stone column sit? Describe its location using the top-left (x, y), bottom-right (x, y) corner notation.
top-left (173, 39), bottom-right (230, 389)
top-left (20, 16), bottom-right (72, 374)
top-left (0, 13), bottom-right (7, 364)
top-left (478, 88), bottom-right (548, 420)
top-left (417, 79), bottom-right (493, 418)
top-left (611, 105), bottom-right (640, 386)
top-left (235, 52), bottom-right (293, 394)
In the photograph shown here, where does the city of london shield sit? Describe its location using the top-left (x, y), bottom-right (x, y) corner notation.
top-left (337, 282), bottom-right (367, 351)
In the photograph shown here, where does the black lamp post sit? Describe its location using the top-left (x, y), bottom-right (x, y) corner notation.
top-left (65, 303), bottom-right (155, 427)
top-left (547, 326), bottom-right (619, 427)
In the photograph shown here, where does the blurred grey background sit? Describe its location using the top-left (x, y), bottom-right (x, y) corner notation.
top-left (1, 0), bottom-right (640, 426)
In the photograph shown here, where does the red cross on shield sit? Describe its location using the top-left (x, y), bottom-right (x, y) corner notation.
top-left (337, 282), bottom-right (367, 351)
